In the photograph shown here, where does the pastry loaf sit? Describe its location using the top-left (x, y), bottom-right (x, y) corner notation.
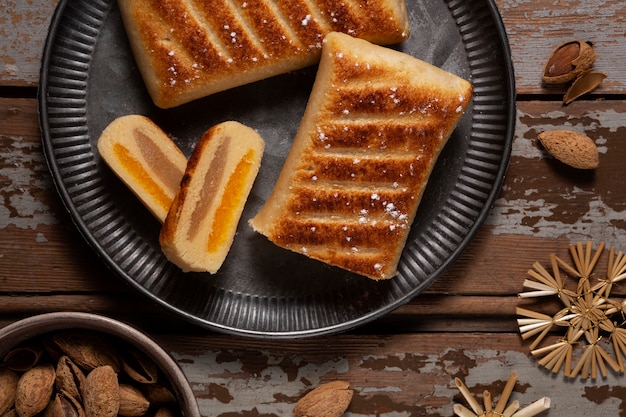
top-left (160, 121), bottom-right (264, 273)
top-left (117, 0), bottom-right (410, 108)
top-left (250, 32), bottom-right (473, 280)
top-left (97, 115), bottom-right (187, 222)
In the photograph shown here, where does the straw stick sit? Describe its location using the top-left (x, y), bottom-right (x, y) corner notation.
top-left (454, 378), bottom-right (483, 416)
top-left (512, 397), bottom-right (551, 417)
top-left (494, 371), bottom-right (518, 413)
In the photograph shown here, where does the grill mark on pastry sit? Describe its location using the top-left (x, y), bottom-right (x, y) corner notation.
top-left (296, 0), bottom-right (333, 34)
top-left (294, 152), bottom-right (428, 183)
top-left (179, 0), bottom-right (234, 62)
top-left (235, 0), bottom-right (305, 57)
top-left (137, 0), bottom-right (233, 92)
top-left (275, 0), bottom-right (328, 51)
top-left (311, 121), bottom-right (442, 151)
top-left (313, 0), bottom-right (361, 36)
top-left (327, 87), bottom-right (454, 118)
top-left (223, 0), bottom-right (269, 56)
top-left (187, 0), bottom-right (265, 64)
top-left (271, 217), bottom-right (405, 251)
top-left (275, 111), bottom-right (442, 260)
top-left (285, 184), bottom-right (416, 215)
top-left (334, 0), bottom-right (409, 40)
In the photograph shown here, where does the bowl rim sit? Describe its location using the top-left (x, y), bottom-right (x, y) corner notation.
top-left (0, 311), bottom-right (200, 417)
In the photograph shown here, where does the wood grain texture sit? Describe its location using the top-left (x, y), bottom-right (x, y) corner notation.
top-left (154, 333), bottom-right (626, 416)
top-left (1, 0), bottom-right (625, 94)
top-left (496, 0), bottom-right (626, 95)
top-left (2, 1), bottom-right (626, 416)
top-left (0, 0), bottom-right (60, 86)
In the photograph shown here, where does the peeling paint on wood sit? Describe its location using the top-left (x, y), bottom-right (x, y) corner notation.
top-left (0, 134), bottom-right (59, 229)
top-left (0, 0), bottom-right (60, 86)
top-left (486, 101), bottom-right (626, 248)
top-left (165, 335), bottom-right (626, 416)
top-left (0, 99), bottom-right (59, 229)
top-left (495, 0), bottom-right (626, 94)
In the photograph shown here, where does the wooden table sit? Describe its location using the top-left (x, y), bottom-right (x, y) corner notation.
top-left (2, 0), bottom-right (625, 415)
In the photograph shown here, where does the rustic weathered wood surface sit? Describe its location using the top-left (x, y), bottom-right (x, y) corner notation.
top-left (2, 0), bottom-right (626, 415)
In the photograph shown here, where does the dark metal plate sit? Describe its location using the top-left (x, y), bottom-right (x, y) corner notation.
top-left (39, 0), bottom-right (515, 337)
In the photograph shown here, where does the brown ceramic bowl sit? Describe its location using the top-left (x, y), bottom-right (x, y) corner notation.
top-left (0, 312), bottom-right (200, 417)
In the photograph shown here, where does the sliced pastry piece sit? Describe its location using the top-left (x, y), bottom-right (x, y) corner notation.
top-left (250, 32), bottom-right (473, 280)
top-left (160, 121), bottom-right (265, 273)
top-left (97, 114), bottom-right (187, 223)
top-left (117, 0), bottom-right (410, 108)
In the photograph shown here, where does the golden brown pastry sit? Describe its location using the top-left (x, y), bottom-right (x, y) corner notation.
top-left (160, 121), bottom-right (264, 273)
top-left (117, 0), bottom-right (410, 108)
top-left (249, 32), bottom-right (473, 280)
top-left (97, 114), bottom-right (187, 222)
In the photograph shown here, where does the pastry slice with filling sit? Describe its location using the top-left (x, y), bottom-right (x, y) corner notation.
top-left (160, 121), bottom-right (264, 273)
top-left (97, 114), bottom-right (187, 223)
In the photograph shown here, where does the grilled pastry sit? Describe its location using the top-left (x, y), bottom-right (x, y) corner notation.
top-left (249, 32), bottom-right (473, 280)
top-left (117, 0), bottom-right (410, 108)
top-left (97, 114), bottom-right (187, 223)
top-left (160, 121), bottom-right (265, 273)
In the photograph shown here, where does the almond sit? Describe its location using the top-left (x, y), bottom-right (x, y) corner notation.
top-left (52, 331), bottom-right (121, 373)
top-left (153, 408), bottom-right (176, 417)
top-left (83, 366), bottom-right (119, 417)
top-left (55, 356), bottom-right (85, 403)
top-left (120, 346), bottom-right (158, 384)
top-left (542, 40), bottom-right (597, 84)
top-left (118, 385), bottom-right (150, 417)
top-left (142, 384), bottom-right (176, 405)
top-left (293, 381), bottom-right (353, 417)
top-left (15, 364), bottom-right (56, 417)
top-left (537, 129), bottom-right (599, 169)
top-left (0, 369), bottom-right (19, 416)
top-left (42, 393), bottom-right (85, 417)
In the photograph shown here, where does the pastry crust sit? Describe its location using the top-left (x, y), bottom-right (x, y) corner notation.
top-left (160, 121), bottom-right (264, 273)
top-left (250, 32), bottom-right (473, 280)
top-left (117, 0), bottom-right (410, 108)
top-left (97, 115), bottom-right (187, 223)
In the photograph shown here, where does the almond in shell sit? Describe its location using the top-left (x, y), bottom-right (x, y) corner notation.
top-left (293, 381), bottom-right (353, 417)
top-left (118, 385), bottom-right (150, 417)
top-left (120, 346), bottom-right (158, 384)
top-left (142, 384), bottom-right (176, 406)
top-left (537, 129), bottom-right (599, 169)
top-left (43, 393), bottom-right (85, 417)
top-left (153, 408), bottom-right (176, 417)
top-left (3, 343), bottom-right (44, 372)
top-left (83, 366), bottom-right (119, 417)
top-left (51, 331), bottom-right (121, 373)
top-left (563, 71), bottom-right (607, 104)
top-left (0, 369), bottom-right (19, 416)
top-left (55, 356), bottom-right (86, 403)
top-left (15, 364), bottom-right (56, 417)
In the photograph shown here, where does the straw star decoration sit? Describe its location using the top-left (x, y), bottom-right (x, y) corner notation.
top-left (517, 241), bottom-right (626, 379)
top-left (453, 371), bottom-right (550, 417)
